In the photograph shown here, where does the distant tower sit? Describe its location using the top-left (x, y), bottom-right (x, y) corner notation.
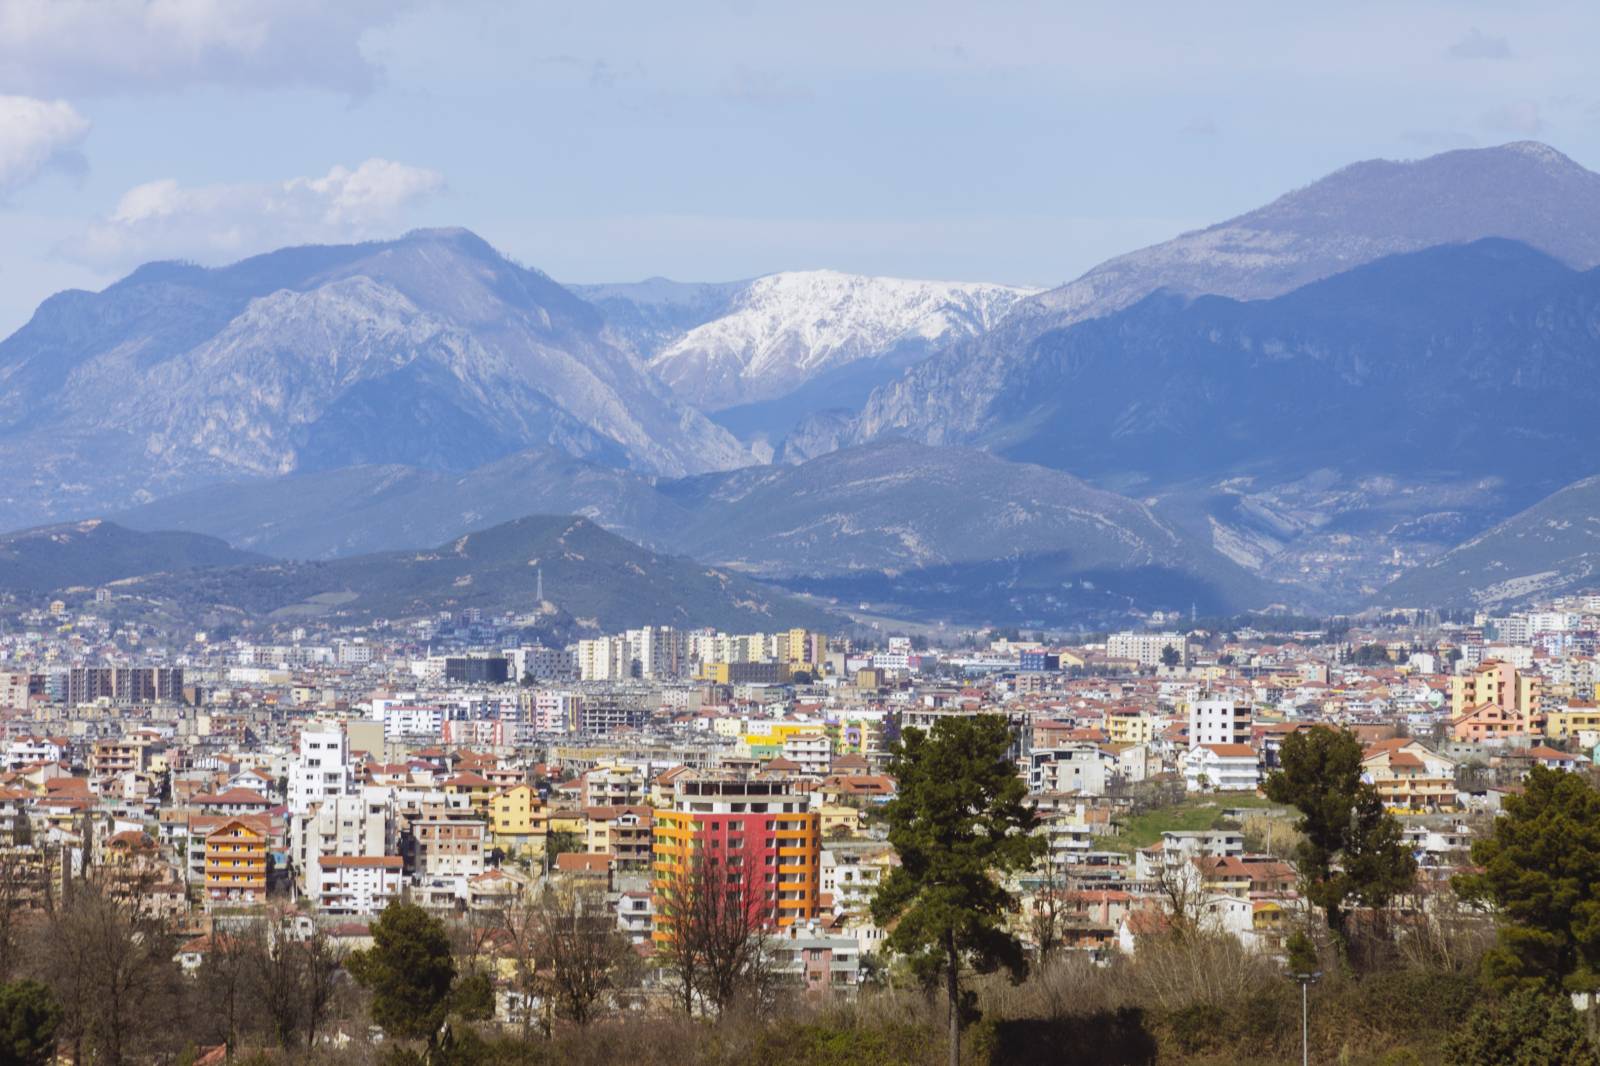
top-left (536, 567), bottom-right (544, 603)
top-left (1191, 602), bottom-right (1197, 623)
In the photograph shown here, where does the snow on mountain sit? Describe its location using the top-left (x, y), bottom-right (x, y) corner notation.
top-left (600, 270), bottom-right (1036, 411)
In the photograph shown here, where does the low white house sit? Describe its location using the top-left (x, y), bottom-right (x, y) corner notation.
top-left (1183, 743), bottom-right (1260, 793)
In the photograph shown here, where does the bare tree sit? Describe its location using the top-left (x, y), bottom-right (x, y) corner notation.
top-left (38, 881), bottom-right (182, 1066)
top-left (301, 926), bottom-right (347, 1052)
top-left (0, 847), bottom-right (43, 982)
top-left (1152, 855), bottom-right (1207, 941)
top-left (195, 926), bottom-right (253, 1053)
top-left (656, 851), bottom-right (770, 1018)
top-left (497, 899), bottom-right (548, 1038)
top-left (530, 885), bottom-right (637, 1027)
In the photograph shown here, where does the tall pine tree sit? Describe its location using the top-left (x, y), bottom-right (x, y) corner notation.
top-left (872, 714), bottom-right (1044, 1066)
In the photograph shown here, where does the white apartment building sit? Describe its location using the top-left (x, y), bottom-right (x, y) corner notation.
top-left (318, 856), bottom-right (404, 915)
top-left (1188, 697), bottom-right (1252, 748)
top-left (292, 793), bottom-right (391, 898)
top-left (1107, 631), bottom-right (1189, 667)
top-left (576, 637), bottom-right (629, 681)
top-left (287, 723), bottom-right (354, 816)
top-left (781, 733), bottom-right (832, 776)
top-left (1028, 745), bottom-right (1109, 796)
top-left (533, 690), bottom-right (580, 733)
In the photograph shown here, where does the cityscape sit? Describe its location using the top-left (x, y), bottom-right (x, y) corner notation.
top-left (2, 3), bottom-right (1600, 1065)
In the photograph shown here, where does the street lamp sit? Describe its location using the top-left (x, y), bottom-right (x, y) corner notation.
top-left (1288, 969), bottom-right (1321, 1066)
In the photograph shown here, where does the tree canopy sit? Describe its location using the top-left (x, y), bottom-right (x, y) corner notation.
top-left (347, 901), bottom-right (459, 1043)
top-left (1263, 726), bottom-right (1416, 949)
top-left (1456, 764), bottom-right (1600, 993)
top-left (872, 714), bottom-right (1044, 1066)
top-left (0, 979), bottom-right (61, 1066)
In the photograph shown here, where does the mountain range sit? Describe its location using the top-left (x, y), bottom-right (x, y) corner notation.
top-left (580, 271), bottom-right (1033, 448)
top-left (10, 140), bottom-right (1600, 620)
top-left (0, 519), bottom-right (263, 594)
top-left (0, 228), bottom-right (749, 529)
top-left (115, 440), bottom-right (1277, 620)
top-left (15, 515), bottom-right (835, 638)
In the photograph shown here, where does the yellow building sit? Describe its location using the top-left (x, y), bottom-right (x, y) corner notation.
top-left (739, 722), bottom-right (818, 759)
top-left (205, 817), bottom-right (269, 905)
top-left (443, 771), bottom-right (497, 816)
top-left (1546, 702), bottom-right (1600, 741)
top-left (489, 784), bottom-right (548, 853)
top-left (1106, 712), bottom-right (1158, 746)
top-left (819, 804), bottom-right (863, 837)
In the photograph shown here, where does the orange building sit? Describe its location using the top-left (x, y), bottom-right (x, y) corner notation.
top-left (652, 775), bottom-right (820, 944)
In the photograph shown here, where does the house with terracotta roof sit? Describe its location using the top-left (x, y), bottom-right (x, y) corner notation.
top-left (1362, 739), bottom-right (1457, 811)
top-left (1182, 744), bottom-right (1260, 793)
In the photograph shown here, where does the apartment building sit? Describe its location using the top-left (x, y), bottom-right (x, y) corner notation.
top-left (1106, 632), bottom-right (1188, 667)
top-left (318, 855), bottom-right (404, 915)
top-left (1187, 698), bottom-right (1252, 748)
top-left (204, 817), bottom-right (270, 905)
top-left (287, 722), bottom-right (354, 816)
top-left (652, 775), bottom-right (821, 943)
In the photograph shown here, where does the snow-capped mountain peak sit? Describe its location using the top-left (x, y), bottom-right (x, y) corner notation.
top-left (635, 270), bottom-right (1038, 411)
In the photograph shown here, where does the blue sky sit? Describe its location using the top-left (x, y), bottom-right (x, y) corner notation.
top-left (0, 0), bottom-right (1597, 333)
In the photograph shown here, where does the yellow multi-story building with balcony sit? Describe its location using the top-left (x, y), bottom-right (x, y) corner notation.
top-left (204, 817), bottom-right (269, 905)
top-left (489, 783), bottom-right (548, 854)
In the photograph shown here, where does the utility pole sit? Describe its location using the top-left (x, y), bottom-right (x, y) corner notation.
top-left (1290, 969), bottom-right (1321, 1066)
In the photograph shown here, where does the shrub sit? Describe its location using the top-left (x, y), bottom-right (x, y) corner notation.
top-left (1443, 988), bottom-right (1599, 1066)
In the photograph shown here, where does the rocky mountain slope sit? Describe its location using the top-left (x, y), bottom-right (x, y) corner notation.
top-left (0, 229), bottom-right (748, 530)
top-left (634, 270), bottom-right (1035, 411)
top-left (832, 237), bottom-right (1600, 604)
top-left (0, 519), bottom-right (263, 594)
top-left (856, 141), bottom-right (1600, 447)
top-left (666, 439), bottom-right (1284, 620)
top-left (117, 448), bottom-right (683, 559)
top-left (117, 440), bottom-right (1285, 620)
top-left (106, 515), bottom-right (838, 635)
top-left (1376, 476), bottom-right (1600, 610)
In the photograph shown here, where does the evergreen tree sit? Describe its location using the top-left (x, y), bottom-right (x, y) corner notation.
top-left (1264, 726), bottom-right (1416, 952)
top-left (1456, 765), bottom-right (1600, 992)
top-left (1444, 988), bottom-right (1598, 1066)
top-left (346, 901), bottom-right (458, 1044)
top-left (0, 980), bottom-right (61, 1066)
top-left (872, 714), bottom-right (1044, 1066)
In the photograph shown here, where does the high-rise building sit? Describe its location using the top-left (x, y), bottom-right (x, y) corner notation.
top-left (652, 775), bottom-right (821, 944)
top-left (287, 722), bottom-right (354, 816)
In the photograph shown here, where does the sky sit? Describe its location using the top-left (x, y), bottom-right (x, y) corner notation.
top-left (1, 0), bottom-right (1598, 333)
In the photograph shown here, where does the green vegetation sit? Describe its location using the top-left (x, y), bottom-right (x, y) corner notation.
top-left (873, 714), bottom-right (1046, 1066)
top-left (346, 902), bottom-right (464, 1046)
top-left (0, 980), bottom-right (61, 1066)
top-left (1106, 794), bottom-right (1281, 854)
top-left (1456, 764), bottom-right (1600, 993)
top-left (1265, 726), bottom-right (1416, 953)
top-left (1443, 987), bottom-right (1597, 1066)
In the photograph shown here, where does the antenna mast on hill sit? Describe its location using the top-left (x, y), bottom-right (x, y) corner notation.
top-left (536, 567), bottom-right (544, 603)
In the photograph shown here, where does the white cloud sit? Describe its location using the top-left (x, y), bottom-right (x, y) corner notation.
top-left (0, 96), bottom-right (90, 195)
top-left (66, 159), bottom-right (446, 269)
top-left (1480, 100), bottom-right (1544, 136)
top-left (0, 0), bottom-right (408, 96)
